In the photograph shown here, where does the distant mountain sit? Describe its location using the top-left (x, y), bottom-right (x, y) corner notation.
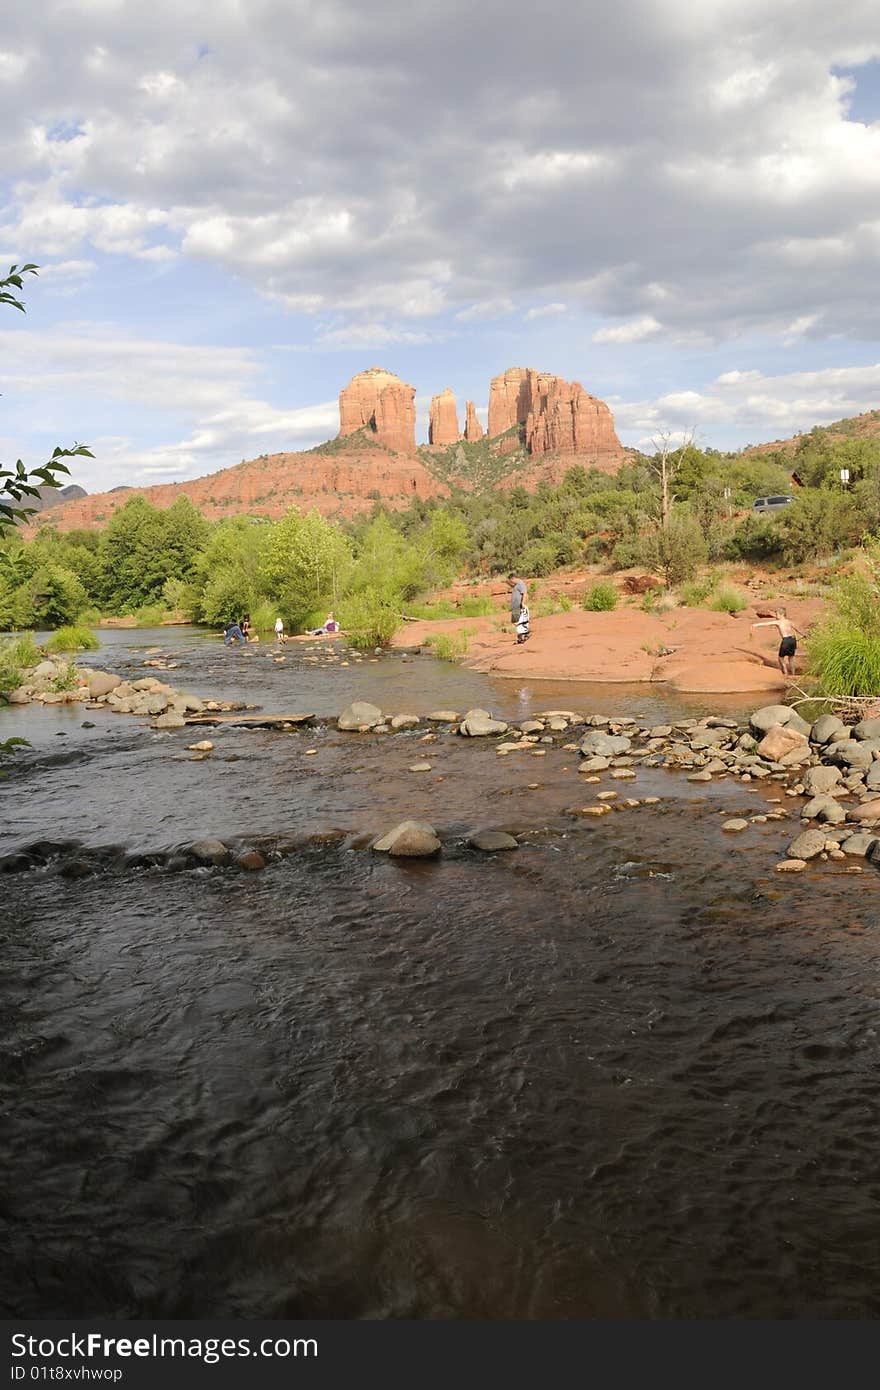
top-left (27, 483), bottom-right (88, 514)
top-left (744, 410), bottom-right (880, 456)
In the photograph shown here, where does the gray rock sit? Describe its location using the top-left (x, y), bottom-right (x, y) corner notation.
top-left (136, 693), bottom-right (169, 716)
top-left (426, 710), bottom-right (459, 722)
top-left (722, 819), bottom-right (749, 832)
top-left (184, 695), bottom-right (204, 713)
top-left (801, 764), bottom-right (842, 796)
top-left (787, 828), bottom-right (827, 860)
top-left (578, 756), bottom-right (610, 772)
top-left (826, 740), bottom-right (874, 769)
top-left (390, 714), bottom-right (420, 729)
top-left (520, 720), bottom-right (545, 734)
top-left (87, 671), bottom-right (122, 698)
top-left (189, 838), bottom-right (231, 866)
top-left (801, 795), bottom-right (846, 824)
top-left (153, 711), bottom-right (186, 729)
top-left (468, 830), bottom-right (519, 852)
top-left (811, 713), bottom-right (846, 744)
top-left (579, 731), bottom-right (632, 757)
top-left (866, 762), bottom-right (880, 791)
top-left (687, 770), bottom-right (713, 782)
top-left (372, 820), bottom-right (441, 857)
top-left (460, 710), bottom-right (508, 736)
top-left (750, 704), bottom-right (797, 734)
top-left (853, 717), bottom-right (880, 741)
top-left (31, 660), bottom-right (58, 680)
top-left (690, 728), bottom-right (729, 750)
top-left (338, 701), bottom-right (383, 730)
top-left (786, 712), bottom-right (812, 738)
top-left (841, 832), bottom-right (877, 857)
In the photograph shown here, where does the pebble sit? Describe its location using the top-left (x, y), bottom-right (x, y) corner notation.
top-left (408, 762), bottom-right (433, 772)
top-left (305, 749), bottom-right (318, 756)
top-left (610, 769), bottom-right (636, 780)
top-left (187, 740), bottom-right (214, 751)
top-left (722, 819), bottom-right (749, 832)
top-left (596, 791), bottom-right (618, 801)
top-left (775, 859), bottom-right (807, 873)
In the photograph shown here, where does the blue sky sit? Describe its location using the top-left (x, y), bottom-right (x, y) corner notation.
top-left (1, 0), bottom-right (879, 493)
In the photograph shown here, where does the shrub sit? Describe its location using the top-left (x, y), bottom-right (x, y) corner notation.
top-left (808, 625), bottom-right (880, 697)
top-left (0, 633), bottom-right (41, 671)
top-left (51, 664), bottom-right (79, 693)
top-left (708, 585), bottom-right (748, 614)
top-left (680, 571), bottom-right (721, 606)
top-left (77, 606), bottom-right (102, 626)
top-left (518, 537), bottom-right (562, 577)
top-left (134, 604), bottom-right (166, 627)
top-left (583, 581), bottom-right (618, 611)
top-left (46, 625), bottom-right (100, 653)
top-left (425, 629), bottom-right (473, 662)
top-left (456, 596), bottom-right (494, 617)
top-left (337, 589), bottom-right (399, 650)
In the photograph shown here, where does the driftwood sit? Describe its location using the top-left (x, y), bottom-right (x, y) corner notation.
top-left (185, 713), bottom-right (315, 728)
top-left (787, 685), bottom-right (880, 723)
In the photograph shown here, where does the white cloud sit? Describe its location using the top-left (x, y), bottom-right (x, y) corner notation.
top-left (455, 298), bottom-right (515, 323)
top-left (524, 302), bottom-right (567, 321)
top-left (593, 315), bottom-right (663, 344)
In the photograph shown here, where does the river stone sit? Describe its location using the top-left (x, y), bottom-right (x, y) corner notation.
top-left (408, 762), bottom-right (433, 772)
top-left (811, 714), bottom-right (846, 744)
top-left (188, 740), bottom-right (214, 751)
top-left (756, 724), bottom-right (808, 762)
top-left (31, 660), bottom-right (58, 680)
top-left (722, 819), bottom-right (749, 832)
top-left (153, 711), bottom-right (186, 729)
top-left (690, 727), bottom-right (728, 750)
top-left (578, 756), bottom-right (610, 772)
top-left (520, 720), bottom-right (545, 734)
top-left (426, 711), bottom-right (459, 722)
top-left (787, 828), bottom-right (827, 860)
top-left (750, 704), bottom-right (798, 734)
top-left (801, 795), bottom-right (846, 824)
top-left (579, 731), bottom-right (631, 757)
top-left (826, 740), bottom-right (874, 769)
top-left (8, 688), bottom-right (30, 704)
top-left (468, 830), bottom-right (519, 852)
top-left (235, 850), bottom-right (266, 871)
top-left (87, 671), bottom-right (121, 697)
top-left (852, 717), bottom-right (880, 741)
top-left (189, 838), bottom-right (230, 866)
top-left (847, 798), bottom-right (880, 822)
top-left (547, 719), bottom-right (568, 732)
top-left (687, 770), bottom-right (713, 782)
top-left (460, 710), bottom-right (508, 736)
top-left (801, 764), bottom-right (842, 796)
top-left (865, 762), bottom-right (880, 791)
top-left (841, 832), bottom-right (877, 856)
top-left (648, 725), bottom-right (673, 738)
top-left (391, 714), bottom-right (420, 729)
top-left (184, 695), bottom-right (204, 712)
top-left (338, 701), bottom-right (383, 730)
top-left (372, 820), bottom-right (441, 857)
top-left (775, 859), bottom-right (807, 872)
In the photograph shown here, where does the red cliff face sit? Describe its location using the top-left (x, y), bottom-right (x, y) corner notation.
top-left (428, 388), bottom-right (460, 445)
top-left (464, 400), bottom-right (484, 442)
top-left (338, 366), bottom-right (417, 454)
top-left (487, 366), bottom-right (621, 460)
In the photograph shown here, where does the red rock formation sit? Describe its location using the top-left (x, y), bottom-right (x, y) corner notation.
top-left (428, 388), bottom-right (460, 446)
top-left (464, 401), bottom-right (484, 442)
top-left (487, 366), bottom-right (621, 459)
top-left (338, 366), bottom-right (416, 454)
top-left (525, 377), bottom-right (620, 458)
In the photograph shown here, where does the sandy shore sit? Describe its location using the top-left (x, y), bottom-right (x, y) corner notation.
top-left (393, 598), bottom-right (824, 693)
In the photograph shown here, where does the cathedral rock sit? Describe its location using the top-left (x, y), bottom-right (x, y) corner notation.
top-left (428, 388), bottom-right (460, 446)
top-left (338, 366), bottom-right (417, 454)
top-left (488, 367), bottom-right (621, 458)
top-left (464, 401), bottom-right (484, 442)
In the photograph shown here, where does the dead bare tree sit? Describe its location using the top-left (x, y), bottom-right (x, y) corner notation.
top-left (649, 427), bottom-right (697, 527)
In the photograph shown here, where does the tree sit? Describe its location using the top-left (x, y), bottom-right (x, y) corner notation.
top-left (0, 265), bottom-right (93, 526)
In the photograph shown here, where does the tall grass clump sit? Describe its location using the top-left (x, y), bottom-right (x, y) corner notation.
top-left (0, 633), bottom-right (41, 696)
top-left (583, 581), bottom-right (618, 612)
top-left (680, 570), bottom-right (721, 606)
top-left (338, 590), bottom-right (398, 650)
top-left (807, 562), bottom-right (880, 696)
top-left (708, 585), bottom-right (748, 614)
top-left (425, 629), bottom-right (473, 662)
top-left (46, 625), bottom-right (100, 653)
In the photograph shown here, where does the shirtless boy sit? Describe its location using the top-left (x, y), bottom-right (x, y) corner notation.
top-left (751, 608), bottom-right (805, 677)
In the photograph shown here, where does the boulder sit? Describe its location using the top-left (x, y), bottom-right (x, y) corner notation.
top-left (426, 710), bottom-right (460, 722)
top-left (372, 820), bottom-right (441, 857)
top-left (775, 859), bottom-right (807, 873)
top-left (578, 756), bottom-right (610, 772)
top-left (87, 671), bottom-right (122, 698)
top-left (338, 701), bottom-right (383, 731)
top-left (801, 796), bottom-right (846, 824)
top-left (852, 717), bottom-right (880, 741)
top-left (8, 688), bottom-right (31, 704)
top-left (460, 709), bottom-right (508, 736)
top-left (840, 832), bottom-right (877, 856)
top-left (184, 695), bottom-right (204, 713)
top-left (827, 740), bottom-right (874, 769)
top-left (847, 799), bottom-right (880, 822)
top-left (811, 714), bottom-right (846, 744)
top-left (31, 660), bottom-right (58, 680)
top-left (756, 724), bottom-right (808, 762)
top-left (866, 762), bottom-right (880, 791)
top-left (689, 727), bottom-right (729, 750)
top-left (787, 828), bottom-right (827, 860)
top-left (189, 838), bottom-right (231, 866)
top-left (579, 731), bottom-right (631, 757)
top-left (390, 714), bottom-right (420, 729)
top-left (801, 765), bottom-right (842, 797)
top-left (722, 819), bottom-right (749, 832)
top-left (153, 711), bottom-right (186, 729)
top-left (235, 850), bottom-right (266, 871)
top-left (750, 705), bottom-right (797, 735)
top-left (468, 830), bottom-right (519, 852)
top-left (135, 693), bottom-right (169, 716)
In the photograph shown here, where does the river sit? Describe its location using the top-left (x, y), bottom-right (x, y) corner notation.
top-left (2, 628), bottom-right (878, 1318)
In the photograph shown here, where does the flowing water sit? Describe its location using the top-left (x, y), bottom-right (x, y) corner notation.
top-left (2, 628), bottom-right (879, 1319)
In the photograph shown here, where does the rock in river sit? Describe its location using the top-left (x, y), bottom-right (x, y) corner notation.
top-left (338, 701), bottom-right (383, 731)
top-left (372, 820), bottom-right (441, 857)
top-left (468, 830), bottom-right (519, 852)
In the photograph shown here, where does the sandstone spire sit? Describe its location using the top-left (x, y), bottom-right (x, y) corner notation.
top-left (464, 400), bottom-right (484, 442)
top-left (428, 388), bottom-right (460, 446)
top-left (338, 366), bottom-right (417, 454)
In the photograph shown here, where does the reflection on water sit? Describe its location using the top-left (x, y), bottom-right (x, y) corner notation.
top-left (2, 628), bottom-right (880, 1319)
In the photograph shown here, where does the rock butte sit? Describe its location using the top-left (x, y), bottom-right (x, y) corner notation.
top-left (428, 388), bottom-right (460, 447)
top-left (338, 366), bottom-right (417, 455)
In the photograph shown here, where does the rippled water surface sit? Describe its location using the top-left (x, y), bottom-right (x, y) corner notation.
top-left (2, 629), bottom-right (879, 1318)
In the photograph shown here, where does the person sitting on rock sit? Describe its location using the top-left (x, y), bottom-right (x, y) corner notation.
top-left (307, 612), bottom-right (340, 636)
top-left (223, 620), bottom-right (246, 646)
top-left (240, 614), bottom-right (252, 640)
top-left (751, 608), bottom-right (805, 676)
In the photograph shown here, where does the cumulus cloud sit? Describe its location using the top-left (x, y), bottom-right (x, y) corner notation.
top-left (593, 315), bottom-right (662, 344)
top-left (0, 0), bottom-right (877, 345)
